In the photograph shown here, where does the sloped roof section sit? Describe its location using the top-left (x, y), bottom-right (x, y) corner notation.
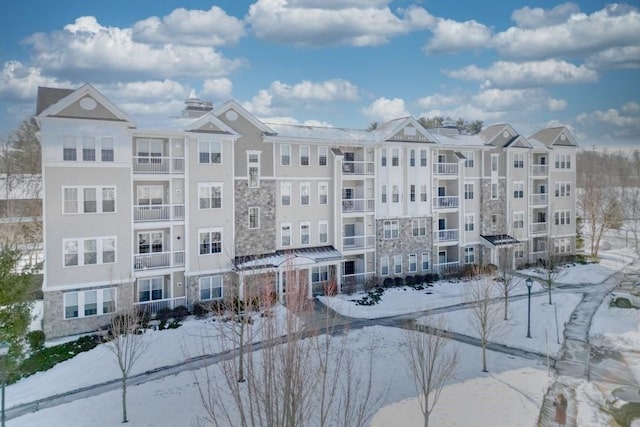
top-left (185, 112), bottom-right (240, 136)
top-left (36, 87), bottom-right (74, 115)
top-left (479, 124), bottom-right (518, 147)
top-left (213, 100), bottom-right (275, 135)
top-left (529, 127), bottom-right (578, 147)
top-left (235, 246), bottom-right (343, 270)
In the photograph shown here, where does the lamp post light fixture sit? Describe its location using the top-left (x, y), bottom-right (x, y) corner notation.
top-left (526, 277), bottom-right (533, 339)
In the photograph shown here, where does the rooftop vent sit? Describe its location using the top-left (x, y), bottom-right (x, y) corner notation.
top-left (182, 89), bottom-right (213, 118)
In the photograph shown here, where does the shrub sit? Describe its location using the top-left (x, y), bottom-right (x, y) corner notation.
top-left (193, 300), bottom-right (224, 318)
top-left (323, 279), bottom-right (338, 296)
top-left (405, 276), bottom-right (415, 286)
top-left (155, 307), bottom-right (174, 323)
top-left (394, 277), bottom-right (404, 287)
top-left (27, 330), bottom-right (46, 352)
top-left (383, 278), bottom-right (394, 288)
top-left (414, 275), bottom-right (425, 285)
top-left (172, 305), bottom-right (189, 322)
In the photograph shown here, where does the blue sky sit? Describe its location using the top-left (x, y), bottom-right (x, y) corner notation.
top-left (1, 1), bottom-right (638, 147)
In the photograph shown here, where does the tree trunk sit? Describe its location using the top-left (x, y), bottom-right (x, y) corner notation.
top-left (1, 376), bottom-right (5, 427)
top-left (482, 341), bottom-right (488, 372)
top-left (548, 283), bottom-right (552, 305)
top-left (122, 376), bottom-right (128, 423)
top-left (503, 294), bottom-right (508, 321)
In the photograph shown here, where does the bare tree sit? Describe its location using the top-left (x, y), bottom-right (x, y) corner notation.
top-left (104, 307), bottom-right (149, 423)
top-left (623, 187), bottom-right (640, 257)
top-left (496, 244), bottom-right (518, 321)
top-left (402, 316), bottom-right (458, 427)
top-left (464, 276), bottom-right (502, 372)
top-left (540, 239), bottom-right (561, 305)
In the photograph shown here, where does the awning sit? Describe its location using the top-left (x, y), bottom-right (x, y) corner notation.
top-left (480, 234), bottom-right (520, 246)
top-left (235, 246), bottom-right (343, 271)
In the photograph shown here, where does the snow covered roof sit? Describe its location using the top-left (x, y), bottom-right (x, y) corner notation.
top-left (235, 246), bottom-right (343, 270)
top-left (264, 123), bottom-right (377, 143)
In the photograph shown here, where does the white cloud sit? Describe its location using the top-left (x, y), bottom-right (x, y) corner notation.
top-left (362, 97), bottom-right (409, 122)
top-left (472, 88), bottom-right (566, 112)
top-left (417, 93), bottom-right (465, 110)
top-left (243, 89), bottom-right (274, 116)
top-left (494, 4), bottom-right (640, 60)
top-left (261, 116), bottom-right (333, 127)
top-left (424, 18), bottom-right (492, 54)
top-left (99, 79), bottom-right (189, 101)
top-left (132, 6), bottom-right (245, 46)
top-left (585, 45), bottom-right (640, 70)
top-left (202, 78), bottom-right (233, 99)
top-left (25, 16), bottom-right (244, 81)
top-left (511, 3), bottom-right (581, 29)
top-left (575, 101), bottom-right (640, 144)
top-left (246, 0), bottom-right (433, 47)
top-left (0, 61), bottom-right (71, 101)
top-left (446, 60), bottom-right (598, 88)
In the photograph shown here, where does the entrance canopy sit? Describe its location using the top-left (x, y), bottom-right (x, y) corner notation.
top-left (480, 234), bottom-right (520, 247)
top-left (235, 246), bottom-right (343, 271)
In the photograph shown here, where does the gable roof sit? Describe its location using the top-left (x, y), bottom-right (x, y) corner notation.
top-left (529, 127), bottom-right (578, 147)
top-left (213, 100), bottom-right (275, 134)
top-left (479, 124), bottom-right (519, 147)
top-left (184, 112), bottom-right (240, 136)
top-left (36, 87), bottom-right (74, 115)
top-left (374, 116), bottom-right (436, 143)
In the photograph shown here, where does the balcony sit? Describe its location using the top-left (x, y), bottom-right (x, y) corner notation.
top-left (342, 235), bottom-right (375, 250)
top-left (341, 272), bottom-right (376, 289)
top-left (530, 193), bottom-right (548, 205)
top-left (530, 164), bottom-right (548, 176)
top-left (433, 163), bottom-right (459, 175)
top-left (434, 261), bottom-right (460, 273)
top-left (342, 161), bottom-right (374, 176)
top-left (529, 251), bottom-right (547, 264)
top-left (530, 222), bottom-right (548, 234)
top-left (342, 198), bottom-right (375, 213)
top-left (134, 296), bottom-right (188, 316)
top-left (433, 196), bottom-right (459, 210)
top-left (134, 204), bottom-right (185, 222)
top-left (436, 229), bottom-right (459, 242)
top-left (134, 251), bottom-right (185, 271)
top-left (133, 156), bottom-right (185, 174)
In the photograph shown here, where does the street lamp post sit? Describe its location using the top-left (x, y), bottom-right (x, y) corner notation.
top-left (526, 277), bottom-right (533, 338)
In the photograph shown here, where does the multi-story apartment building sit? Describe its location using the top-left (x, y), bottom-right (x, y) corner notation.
top-left (35, 84), bottom-right (577, 337)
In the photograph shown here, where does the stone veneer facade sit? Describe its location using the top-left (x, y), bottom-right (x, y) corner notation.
top-left (375, 217), bottom-right (433, 276)
top-left (234, 179), bottom-right (276, 257)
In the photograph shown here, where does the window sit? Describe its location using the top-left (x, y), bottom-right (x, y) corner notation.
top-left (420, 185), bottom-right (427, 202)
top-left (380, 257), bottom-right (389, 276)
top-left (319, 221), bottom-right (328, 244)
top-left (384, 220), bottom-right (399, 239)
top-left (318, 182), bottom-right (328, 205)
top-left (409, 149), bottom-right (416, 166)
top-left (513, 211), bottom-right (524, 229)
top-left (394, 255), bottom-right (402, 274)
top-left (464, 182), bottom-right (474, 200)
top-left (281, 223), bottom-right (291, 247)
top-left (463, 151), bottom-right (474, 168)
top-left (300, 222), bottom-right (310, 245)
top-left (408, 254), bottom-right (417, 272)
top-left (514, 244), bottom-right (524, 259)
top-left (410, 184), bottom-right (416, 202)
top-left (248, 207), bottom-right (260, 229)
top-left (64, 288), bottom-right (116, 319)
top-left (101, 137), bottom-right (114, 162)
top-left (464, 247), bottom-right (475, 264)
top-left (392, 148), bottom-right (400, 166)
top-left (513, 182), bottom-right (524, 199)
top-left (465, 214), bottom-right (475, 232)
top-left (381, 149), bottom-right (387, 167)
top-left (199, 229), bottom-right (222, 255)
top-left (139, 277), bottom-right (163, 302)
top-left (555, 182), bottom-right (571, 197)
top-left (64, 237), bottom-right (116, 267)
top-left (554, 154), bottom-right (571, 169)
top-left (513, 152), bottom-right (524, 168)
top-left (248, 152), bottom-right (260, 188)
top-left (318, 146), bottom-right (328, 166)
top-left (422, 252), bottom-right (430, 271)
top-left (199, 183), bottom-right (222, 209)
top-left (198, 141), bottom-right (221, 164)
top-left (412, 218), bottom-right (427, 237)
top-left (281, 145), bottom-right (291, 165)
top-left (554, 210), bottom-right (571, 225)
top-left (281, 182), bottom-right (291, 206)
top-left (63, 137), bottom-right (77, 161)
top-left (491, 154), bottom-right (499, 172)
top-left (138, 232), bottom-right (163, 254)
top-left (420, 149), bottom-right (427, 167)
top-left (299, 145), bottom-right (310, 166)
top-left (82, 136), bottom-right (96, 161)
top-left (200, 276), bottom-right (223, 300)
top-left (300, 182), bottom-right (310, 206)
top-left (491, 183), bottom-right (498, 200)
top-left (63, 186), bottom-right (116, 214)
top-left (136, 139), bottom-right (163, 163)
top-left (392, 185), bottom-right (400, 203)
top-left (554, 238), bottom-right (571, 254)
top-left (312, 266), bottom-right (329, 283)
top-left (381, 185), bottom-right (387, 203)
top-left (491, 214), bottom-right (498, 231)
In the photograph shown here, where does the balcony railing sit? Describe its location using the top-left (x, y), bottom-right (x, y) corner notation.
top-left (433, 162), bottom-right (459, 175)
top-left (529, 251), bottom-right (547, 263)
top-left (133, 156), bottom-right (185, 174)
top-left (341, 272), bottom-right (376, 290)
top-left (342, 161), bottom-right (374, 175)
top-left (434, 261), bottom-right (460, 273)
top-left (530, 222), bottom-right (548, 234)
top-left (134, 296), bottom-right (188, 316)
top-left (134, 204), bottom-right (185, 222)
top-left (436, 229), bottom-right (459, 242)
top-left (433, 196), bottom-right (459, 209)
top-left (342, 198), bottom-right (375, 213)
top-left (530, 193), bottom-right (548, 205)
top-left (342, 235), bottom-right (375, 250)
top-left (134, 250), bottom-right (185, 271)
top-left (530, 164), bottom-right (548, 175)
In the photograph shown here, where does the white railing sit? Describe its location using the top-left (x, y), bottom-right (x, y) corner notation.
top-left (342, 235), bottom-right (376, 250)
top-left (133, 156), bottom-right (185, 174)
top-left (433, 196), bottom-right (459, 209)
top-left (434, 261), bottom-right (460, 273)
top-left (530, 164), bottom-right (548, 175)
top-left (134, 204), bottom-right (185, 222)
top-left (436, 229), bottom-right (459, 242)
top-left (342, 161), bottom-right (374, 175)
top-left (530, 222), bottom-right (547, 234)
top-left (134, 296), bottom-right (188, 315)
top-left (529, 251), bottom-right (547, 263)
top-left (433, 163), bottom-right (459, 175)
top-left (342, 198), bottom-right (375, 213)
top-left (133, 250), bottom-right (185, 271)
top-left (530, 193), bottom-right (548, 204)
top-left (341, 272), bottom-right (376, 289)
